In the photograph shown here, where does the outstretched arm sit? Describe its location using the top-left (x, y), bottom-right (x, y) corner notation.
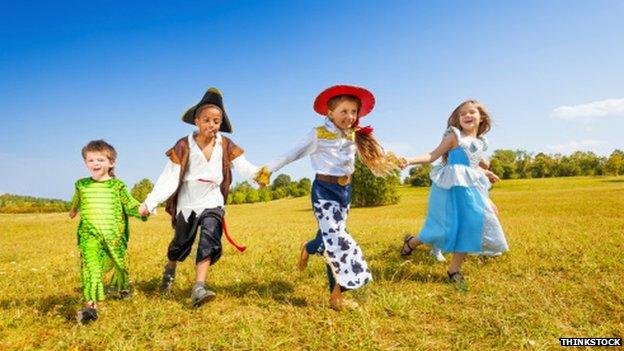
top-left (140, 160), bottom-right (181, 215)
top-left (232, 154), bottom-right (259, 180)
top-left (266, 129), bottom-right (317, 173)
top-left (404, 133), bottom-right (456, 166)
top-left (68, 185), bottom-right (80, 218)
top-left (478, 157), bottom-right (500, 183)
top-left (119, 182), bottom-right (148, 221)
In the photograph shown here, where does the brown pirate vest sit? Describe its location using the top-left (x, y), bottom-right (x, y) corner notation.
top-left (164, 135), bottom-right (244, 227)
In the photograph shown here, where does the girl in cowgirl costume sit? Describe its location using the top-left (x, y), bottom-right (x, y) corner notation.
top-left (264, 85), bottom-right (401, 310)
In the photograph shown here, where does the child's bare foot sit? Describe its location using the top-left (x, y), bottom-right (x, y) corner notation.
top-left (298, 243), bottom-right (309, 271)
top-left (329, 298), bottom-right (359, 311)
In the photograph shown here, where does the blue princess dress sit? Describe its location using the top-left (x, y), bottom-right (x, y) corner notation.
top-left (418, 127), bottom-right (508, 254)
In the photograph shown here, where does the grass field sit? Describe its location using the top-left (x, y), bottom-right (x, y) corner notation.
top-left (1, 176), bottom-right (623, 350)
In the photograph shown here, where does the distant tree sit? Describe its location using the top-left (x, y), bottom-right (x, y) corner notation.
top-left (245, 188), bottom-right (260, 203)
top-left (570, 151), bottom-right (602, 176)
top-left (271, 187), bottom-right (288, 200)
top-left (351, 157), bottom-right (400, 207)
top-left (529, 153), bottom-right (556, 178)
top-left (605, 149), bottom-right (624, 175)
top-left (271, 174), bottom-right (292, 190)
top-left (258, 188), bottom-right (272, 202)
top-left (231, 191), bottom-right (246, 205)
top-left (490, 150), bottom-right (517, 179)
top-left (232, 181), bottom-right (253, 193)
top-left (514, 150), bottom-right (533, 179)
top-left (298, 178), bottom-right (312, 195)
top-left (130, 178), bottom-right (154, 203)
top-left (555, 155), bottom-right (581, 177)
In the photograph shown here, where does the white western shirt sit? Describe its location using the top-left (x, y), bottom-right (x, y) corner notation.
top-left (267, 118), bottom-right (356, 176)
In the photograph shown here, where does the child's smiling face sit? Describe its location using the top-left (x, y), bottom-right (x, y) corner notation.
top-left (84, 151), bottom-right (114, 181)
top-left (194, 105), bottom-right (223, 140)
top-left (328, 99), bottom-right (359, 131)
top-left (458, 103), bottom-right (482, 135)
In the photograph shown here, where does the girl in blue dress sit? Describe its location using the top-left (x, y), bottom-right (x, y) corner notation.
top-left (399, 99), bottom-right (508, 288)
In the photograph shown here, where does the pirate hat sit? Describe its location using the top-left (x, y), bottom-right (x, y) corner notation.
top-left (313, 85), bottom-right (375, 117)
top-left (181, 87), bottom-right (233, 133)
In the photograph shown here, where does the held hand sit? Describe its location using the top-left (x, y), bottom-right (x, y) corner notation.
top-left (138, 203), bottom-right (150, 217)
top-left (253, 166), bottom-right (271, 189)
top-left (398, 156), bottom-right (409, 169)
top-left (68, 209), bottom-right (77, 219)
top-left (483, 169), bottom-right (501, 184)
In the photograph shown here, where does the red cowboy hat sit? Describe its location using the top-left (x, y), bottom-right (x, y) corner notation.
top-left (313, 85), bottom-right (375, 117)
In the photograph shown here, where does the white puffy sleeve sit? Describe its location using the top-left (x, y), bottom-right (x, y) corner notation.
top-left (479, 135), bottom-right (489, 151)
top-left (443, 126), bottom-right (461, 140)
top-left (143, 160), bottom-right (181, 213)
top-left (231, 154), bottom-right (260, 180)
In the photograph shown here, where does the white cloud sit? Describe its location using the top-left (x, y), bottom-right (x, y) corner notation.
top-left (545, 139), bottom-right (605, 154)
top-left (551, 98), bottom-right (624, 120)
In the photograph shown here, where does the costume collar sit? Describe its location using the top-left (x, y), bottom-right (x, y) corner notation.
top-left (189, 132), bottom-right (222, 150)
top-left (324, 118), bottom-right (354, 140)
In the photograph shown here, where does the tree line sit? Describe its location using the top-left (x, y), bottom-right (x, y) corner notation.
top-left (0, 194), bottom-right (71, 214)
top-left (405, 149), bottom-right (624, 186)
top-left (226, 174), bottom-right (312, 205)
top-left (7, 149), bottom-right (619, 213)
top-left (127, 174), bottom-right (313, 205)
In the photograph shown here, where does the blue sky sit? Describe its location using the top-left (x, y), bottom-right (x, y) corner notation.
top-left (1, 0), bottom-right (623, 200)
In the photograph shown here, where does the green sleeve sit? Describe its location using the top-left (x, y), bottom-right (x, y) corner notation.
top-left (70, 181), bottom-right (80, 211)
top-left (118, 181), bottom-right (147, 221)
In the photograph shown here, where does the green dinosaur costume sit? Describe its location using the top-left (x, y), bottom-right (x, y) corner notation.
top-left (70, 178), bottom-right (145, 302)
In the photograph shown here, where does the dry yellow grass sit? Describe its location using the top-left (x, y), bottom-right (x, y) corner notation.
top-left (0, 176), bottom-right (623, 350)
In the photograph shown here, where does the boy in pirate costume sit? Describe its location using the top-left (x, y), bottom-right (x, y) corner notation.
top-left (264, 85), bottom-right (401, 310)
top-left (139, 88), bottom-right (264, 307)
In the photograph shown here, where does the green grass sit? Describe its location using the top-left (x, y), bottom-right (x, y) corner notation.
top-left (1, 176), bottom-right (623, 350)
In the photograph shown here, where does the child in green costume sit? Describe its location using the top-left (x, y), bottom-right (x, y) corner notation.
top-left (69, 140), bottom-right (147, 324)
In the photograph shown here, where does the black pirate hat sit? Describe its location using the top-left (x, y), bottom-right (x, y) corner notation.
top-left (181, 87), bottom-right (233, 133)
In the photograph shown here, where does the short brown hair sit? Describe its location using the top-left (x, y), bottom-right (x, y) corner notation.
top-left (81, 140), bottom-right (117, 177)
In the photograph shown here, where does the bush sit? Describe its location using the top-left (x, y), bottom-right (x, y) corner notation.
top-left (245, 188), bottom-right (260, 203)
top-left (407, 164), bottom-right (432, 187)
top-left (271, 188), bottom-right (287, 200)
top-left (130, 178), bottom-right (154, 203)
top-left (231, 191), bottom-right (247, 205)
top-left (351, 157), bottom-right (400, 207)
top-left (271, 174), bottom-right (292, 190)
top-left (258, 188), bottom-right (272, 202)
